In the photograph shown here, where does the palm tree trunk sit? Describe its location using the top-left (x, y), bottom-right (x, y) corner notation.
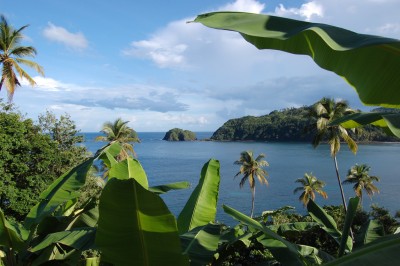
top-left (251, 187), bottom-right (255, 218)
top-left (333, 156), bottom-right (355, 241)
top-left (333, 156), bottom-right (348, 212)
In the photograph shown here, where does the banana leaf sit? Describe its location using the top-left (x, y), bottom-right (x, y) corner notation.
top-left (95, 178), bottom-right (189, 265)
top-left (354, 220), bottom-right (384, 249)
top-left (307, 199), bottom-right (353, 252)
top-left (30, 228), bottom-right (96, 253)
top-left (223, 204), bottom-right (304, 265)
top-left (330, 112), bottom-right (400, 138)
top-left (180, 223), bottom-right (222, 266)
top-left (0, 209), bottom-right (28, 250)
top-left (108, 157), bottom-right (148, 189)
top-left (24, 143), bottom-right (119, 229)
top-left (149, 181), bottom-right (190, 194)
top-left (177, 159), bottom-right (220, 234)
top-left (325, 233), bottom-right (400, 266)
top-left (193, 12), bottom-right (400, 108)
top-left (339, 197), bottom-right (359, 256)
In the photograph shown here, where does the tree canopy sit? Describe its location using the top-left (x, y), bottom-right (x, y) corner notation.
top-left (0, 104), bottom-right (88, 221)
top-left (163, 128), bottom-right (197, 141)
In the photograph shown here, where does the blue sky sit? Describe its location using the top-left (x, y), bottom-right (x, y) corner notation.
top-left (2, 0), bottom-right (400, 132)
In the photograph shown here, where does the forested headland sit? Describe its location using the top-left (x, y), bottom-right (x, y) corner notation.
top-left (211, 106), bottom-right (400, 142)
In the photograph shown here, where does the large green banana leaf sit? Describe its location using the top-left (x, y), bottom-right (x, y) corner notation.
top-left (354, 220), bottom-right (385, 249)
top-left (223, 204), bottom-right (304, 265)
top-left (30, 228), bottom-right (95, 253)
top-left (0, 209), bottom-right (28, 250)
top-left (330, 112), bottom-right (400, 138)
top-left (108, 157), bottom-right (148, 188)
top-left (95, 178), bottom-right (188, 265)
top-left (193, 12), bottom-right (400, 108)
top-left (180, 223), bottom-right (222, 265)
top-left (177, 159), bottom-right (220, 234)
top-left (325, 233), bottom-right (400, 266)
top-left (24, 143), bottom-right (119, 229)
top-left (307, 199), bottom-right (353, 252)
top-left (339, 197), bottom-right (359, 256)
top-left (149, 181), bottom-right (190, 194)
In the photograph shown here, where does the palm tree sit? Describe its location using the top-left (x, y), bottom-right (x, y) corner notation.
top-left (95, 118), bottom-right (140, 160)
top-left (0, 15), bottom-right (44, 101)
top-left (311, 97), bottom-right (358, 212)
top-left (343, 164), bottom-right (380, 204)
top-left (293, 173), bottom-right (328, 206)
top-left (234, 150), bottom-right (269, 218)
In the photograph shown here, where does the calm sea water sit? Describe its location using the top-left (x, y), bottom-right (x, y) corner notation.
top-left (81, 132), bottom-right (400, 222)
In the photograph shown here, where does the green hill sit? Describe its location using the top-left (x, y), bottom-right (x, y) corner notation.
top-left (163, 128), bottom-right (197, 141)
top-left (211, 106), bottom-right (398, 142)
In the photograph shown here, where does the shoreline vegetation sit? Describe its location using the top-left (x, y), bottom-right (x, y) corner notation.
top-left (1, 11), bottom-right (400, 266)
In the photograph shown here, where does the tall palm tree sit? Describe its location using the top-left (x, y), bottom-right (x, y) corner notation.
top-left (0, 15), bottom-right (44, 101)
top-left (343, 164), bottom-right (380, 204)
top-left (293, 173), bottom-right (328, 206)
top-left (234, 150), bottom-right (269, 218)
top-left (311, 97), bottom-right (358, 212)
top-left (95, 118), bottom-right (140, 160)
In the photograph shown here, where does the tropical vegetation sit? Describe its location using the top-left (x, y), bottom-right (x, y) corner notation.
top-left (294, 173), bottom-right (328, 206)
top-left (234, 150), bottom-right (269, 218)
top-left (0, 15), bottom-right (44, 101)
top-left (0, 103), bottom-right (88, 222)
top-left (343, 164), bottom-right (380, 204)
top-left (311, 97), bottom-right (359, 212)
top-left (1, 10), bottom-right (400, 266)
top-left (163, 128), bottom-right (197, 141)
top-left (95, 118), bottom-right (139, 159)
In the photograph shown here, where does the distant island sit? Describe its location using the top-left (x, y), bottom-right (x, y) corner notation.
top-left (163, 128), bottom-right (197, 141)
top-left (211, 106), bottom-right (399, 142)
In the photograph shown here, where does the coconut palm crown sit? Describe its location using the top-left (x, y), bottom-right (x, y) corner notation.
top-left (0, 15), bottom-right (44, 101)
top-left (293, 173), bottom-right (328, 206)
top-left (311, 97), bottom-right (359, 212)
top-left (95, 118), bottom-right (140, 160)
top-left (234, 150), bottom-right (269, 218)
top-left (343, 164), bottom-right (380, 203)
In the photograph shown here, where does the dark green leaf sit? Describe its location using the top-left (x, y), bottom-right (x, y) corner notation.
top-left (180, 223), bottom-right (222, 266)
top-left (355, 220), bottom-right (385, 248)
top-left (223, 204), bottom-right (304, 265)
top-left (307, 199), bottom-right (352, 251)
top-left (339, 197), bottom-right (359, 256)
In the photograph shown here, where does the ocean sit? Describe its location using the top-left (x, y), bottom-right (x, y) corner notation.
top-left (81, 132), bottom-right (400, 222)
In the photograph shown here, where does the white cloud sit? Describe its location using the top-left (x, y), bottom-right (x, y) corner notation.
top-left (219, 0), bottom-right (265, 13)
top-left (21, 76), bottom-right (70, 91)
top-left (274, 1), bottom-right (324, 21)
top-left (43, 23), bottom-right (88, 50)
top-left (124, 39), bottom-right (188, 68)
top-left (123, 0), bottom-right (267, 69)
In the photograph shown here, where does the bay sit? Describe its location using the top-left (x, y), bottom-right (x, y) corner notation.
top-left (82, 132), bottom-right (400, 223)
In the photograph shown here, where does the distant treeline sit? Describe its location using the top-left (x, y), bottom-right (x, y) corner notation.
top-left (211, 106), bottom-right (400, 142)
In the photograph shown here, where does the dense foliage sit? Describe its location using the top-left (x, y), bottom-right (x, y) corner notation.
top-left (163, 128), bottom-right (197, 141)
top-left (211, 106), bottom-right (398, 142)
top-left (0, 105), bottom-right (88, 221)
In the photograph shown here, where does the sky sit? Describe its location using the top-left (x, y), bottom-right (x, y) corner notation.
top-left (1, 0), bottom-right (400, 132)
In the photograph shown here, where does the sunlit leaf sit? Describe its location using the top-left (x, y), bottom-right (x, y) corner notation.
top-left (95, 178), bottom-right (188, 265)
top-left (149, 181), bottom-right (190, 194)
top-left (177, 159), bottom-right (220, 234)
top-left (193, 12), bottom-right (400, 108)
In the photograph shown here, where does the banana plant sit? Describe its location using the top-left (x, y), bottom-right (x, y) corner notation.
top-left (192, 12), bottom-right (400, 109)
top-left (330, 112), bottom-right (400, 138)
